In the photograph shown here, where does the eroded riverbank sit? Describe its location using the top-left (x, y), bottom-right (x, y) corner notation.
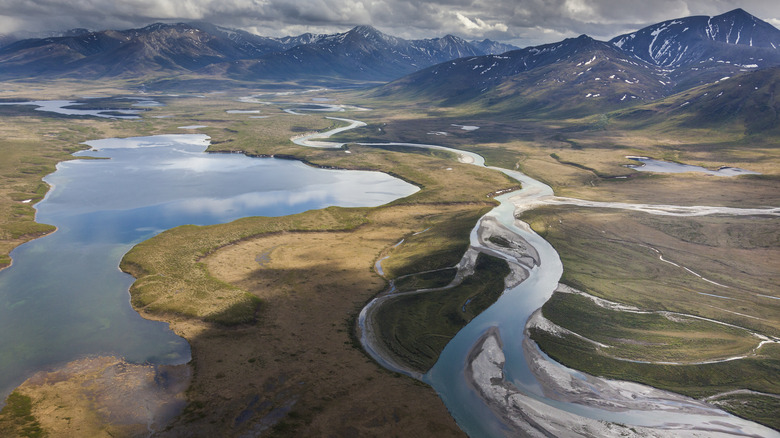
top-left (296, 115), bottom-right (779, 437)
top-left (4, 98), bottom-right (772, 430)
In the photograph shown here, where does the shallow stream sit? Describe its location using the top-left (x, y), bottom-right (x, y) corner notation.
top-left (295, 116), bottom-right (778, 437)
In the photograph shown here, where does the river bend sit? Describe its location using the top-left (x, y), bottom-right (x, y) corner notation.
top-left (293, 115), bottom-right (779, 437)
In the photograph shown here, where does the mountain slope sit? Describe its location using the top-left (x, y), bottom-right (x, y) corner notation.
top-left (613, 66), bottom-right (780, 135)
top-left (470, 39), bottom-right (520, 55)
top-left (610, 8), bottom-right (780, 91)
top-left (375, 9), bottom-right (780, 118)
top-left (0, 23), bottom-right (275, 78)
top-left (0, 34), bottom-right (15, 49)
top-left (0, 23), bottom-right (512, 82)
top-left (375, 35), bottom-right (672, 117)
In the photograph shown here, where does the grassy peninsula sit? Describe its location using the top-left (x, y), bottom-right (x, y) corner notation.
top-left (0, 82), bottom-right (518, 437)
top-left (116, 111), bottom-right (516, 435)
top-left (0, 77), bottom-right (777, 435)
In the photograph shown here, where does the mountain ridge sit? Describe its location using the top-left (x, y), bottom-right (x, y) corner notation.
top-left (0, 8), bottom-right (777, 107)
top-left (0, 23), bottom-right (519, 82)
top-left (374, 34), bottom-right (675, 119)
top-left (611, 8), bottom-right (780, 67)
top-left (374, 9), bottom-right (780, 118)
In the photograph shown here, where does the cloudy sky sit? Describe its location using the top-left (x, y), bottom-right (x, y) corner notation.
top-left (0, 0), bottom-right (777, 46)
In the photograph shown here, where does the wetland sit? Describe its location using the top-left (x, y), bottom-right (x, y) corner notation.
top-left (0, 83), bottom-right (777, 437)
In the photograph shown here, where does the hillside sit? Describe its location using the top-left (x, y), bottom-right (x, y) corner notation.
top-left (612, 66), bottom-right (780, 136)
top-left (374, 35), bottom-right (673, 117)
top-left (610, 8), bottom-right (780, 91)
top-left (0, 23), bottom-right (518, 83)
top-left (372, 9), bottom-right (780, 119)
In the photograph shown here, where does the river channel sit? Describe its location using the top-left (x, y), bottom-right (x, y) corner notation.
top-left (3, 105), bottom-right (777, 436)
top-left (295, 116), bottom-right (779, 437)
top-left (0, 133), bottom-right (418, 402)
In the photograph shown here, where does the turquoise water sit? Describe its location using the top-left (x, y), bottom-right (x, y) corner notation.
top-left (0, 134), bottom-right (418, 400)
top-left (423, 169), bottom-right (562, 437)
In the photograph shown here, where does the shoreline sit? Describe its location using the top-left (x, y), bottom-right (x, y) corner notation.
top-left (464, 327), bottom-right (772, 437)
top-left (0, 226), bottom-right (56, 274)
top-left (4, 101), bottom-right (777, 436)
top-left (3, 355), bottom-right (190, 436)
top-left (2, 110), bottom-right (458, 434)
top-left (356, 206), bottom-right (538, 378)
top-left (325, 117), bottom-right (779, 436)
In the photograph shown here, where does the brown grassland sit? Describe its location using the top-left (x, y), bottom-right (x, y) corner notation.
top-left (0, 81), bottom-right (514, 437)
top-left (0, 78), bottom-right (778, 435)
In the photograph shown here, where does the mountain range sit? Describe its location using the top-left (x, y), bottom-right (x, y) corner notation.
top-left (0, 8), bottom-right (778, 124)
top-left (0, 23), bottom-right (517, 82)
top-left (376, 8), bottom-right (780, 117)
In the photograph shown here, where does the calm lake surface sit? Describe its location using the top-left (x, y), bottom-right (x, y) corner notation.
top-left (626, 156), bottom-right (760, 176)
top-left (0, 100), bottom-right (143, 118)
top-left (0, 134), bottom-right (418, 400)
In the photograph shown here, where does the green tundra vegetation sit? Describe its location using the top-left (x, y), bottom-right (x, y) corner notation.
top-left (0, 392), bottom-right (44, 438)
top-left (0, 71), bottom-right (777, 434)
top-left (521, 206), bottom-right (779, 429)
top-left (373, 253), bottom-right (510, 372)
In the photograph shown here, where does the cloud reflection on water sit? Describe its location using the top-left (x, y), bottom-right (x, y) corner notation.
top-left (0, 133), bottom-right (418, 402)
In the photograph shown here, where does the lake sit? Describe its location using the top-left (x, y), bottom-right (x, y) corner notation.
top-left (626, 156), bottom-right (760, 176)
top-left (0, 134), bottom-right (418, 401)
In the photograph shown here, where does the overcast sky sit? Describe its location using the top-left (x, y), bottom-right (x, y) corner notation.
top-left (0, 0), bottom-right (777, 47)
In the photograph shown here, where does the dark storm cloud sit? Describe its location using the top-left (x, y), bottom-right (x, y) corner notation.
top-left (0, 0), bottom-right (777, 46)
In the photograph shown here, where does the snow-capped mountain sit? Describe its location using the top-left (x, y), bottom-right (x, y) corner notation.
top-left (233, 25), bottom-right (495, 81)
top-left (0, 23), bottom-right (279, 78)
top-left (1, 8), bottom-right (776, 97)
top-left (185, 22), bottom-right (302, 56)
top-left (0, 28), bottom-right (93, 47)
top-left (378, 9), bottom-right (780, 116)
top-left (610, 8), bottom-right (780, 91)
top-left (611, 9), bottom-right (780, 67)
top-left (0, 34), bottom-right (14, 49)
top-left (291, 24), bottom-right (485, 70)
top-left (376, 35), bottom-right (673, 116)
top-left (0, 23), bottom-right (515, 82)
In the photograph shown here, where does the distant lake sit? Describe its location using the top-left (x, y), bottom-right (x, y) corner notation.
top-left (0, 100), bottom-right (144, 118)
top-left (0, 134), bottom-right (418, 401)
top-left (626, 156), bottom-right (760, 176)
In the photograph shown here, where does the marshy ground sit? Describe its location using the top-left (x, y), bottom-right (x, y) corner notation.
top-left (0, 80), bottom-right (777, 435)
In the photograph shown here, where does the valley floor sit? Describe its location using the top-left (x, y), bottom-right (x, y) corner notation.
top-left (0, 81), bottom-right (777, 436)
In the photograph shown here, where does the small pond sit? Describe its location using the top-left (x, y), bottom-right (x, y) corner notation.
top-left (626, 156), bottom-right (760, 176)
